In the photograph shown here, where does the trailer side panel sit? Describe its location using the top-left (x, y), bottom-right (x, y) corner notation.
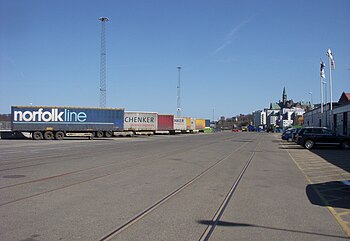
top-left (11, 106), bottom-right (124, 132)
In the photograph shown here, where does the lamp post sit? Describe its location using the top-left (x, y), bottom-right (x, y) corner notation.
top-left (309, 92), bottom-right (314, 126)
top-left (309, 92), bottom-right (313, 108)
top-left (212, 108), bottom-right (215, 122)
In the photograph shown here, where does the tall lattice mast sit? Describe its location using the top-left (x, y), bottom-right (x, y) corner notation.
top-left (177, 66), bottom-right (182, 117)
top-left (98, 17), bottom-right (109, 107)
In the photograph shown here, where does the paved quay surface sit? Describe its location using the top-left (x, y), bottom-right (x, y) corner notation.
top-left (282, 140), bottom-right (350, 238)
top-left (0, 132), bottom-right (349, 241)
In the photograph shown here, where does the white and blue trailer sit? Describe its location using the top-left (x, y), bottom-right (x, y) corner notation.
top-left (11, 106), bottom-right (124, 140)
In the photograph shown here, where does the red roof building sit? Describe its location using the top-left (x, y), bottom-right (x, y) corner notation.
top-left (338, 92), bottom-right (350, 105)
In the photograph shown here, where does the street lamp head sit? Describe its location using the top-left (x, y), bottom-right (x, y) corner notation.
top-left (99, 17), bottom-right (110, 22)
top-left (177, 66), bottom-right (182, 70)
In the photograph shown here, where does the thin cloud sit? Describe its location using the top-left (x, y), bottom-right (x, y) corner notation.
top-left (212, 18), bottom-right (252, 55)
top-left (215, 57), bottom-right (239, 63)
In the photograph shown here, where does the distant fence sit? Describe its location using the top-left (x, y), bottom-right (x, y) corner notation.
top-left (0, 121), bottom-right (11, 130)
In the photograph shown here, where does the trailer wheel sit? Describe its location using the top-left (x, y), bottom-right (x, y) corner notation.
top-left (105, 131), bottom-right (113, 138)
top-left (32, 131), bottom-right (43, 140)
top-left (96, 131), bottom-right (104, 138)
top-left (44, 131), bottom-right (54, 140)
top-left (55, 131), bottom-right (65, 140)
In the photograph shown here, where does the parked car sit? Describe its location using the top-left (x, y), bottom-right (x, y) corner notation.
top-left (247, 125), bottom-right (255, 132)
top-left (275, 128), bottom-right (284, 133)
top-left (292, 128), bottom-right (301, 142)
top-left (282, 128), bottom-right (300, 142)
top-left (295, 127), bottom-right (350, 150)
top-left (282, 128), bottom-right (294, 142)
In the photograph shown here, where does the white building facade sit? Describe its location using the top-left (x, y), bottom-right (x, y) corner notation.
top-left (304, 103), bottom-right (350, 136)
top-left (252, 110), bottom-right (266, 129)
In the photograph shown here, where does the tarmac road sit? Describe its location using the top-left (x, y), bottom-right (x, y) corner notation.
top-left (0, 132), bottom-right (349, 241)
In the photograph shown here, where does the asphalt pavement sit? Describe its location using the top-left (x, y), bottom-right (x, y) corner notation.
top-left (0, 132), bottom-right (349, 241)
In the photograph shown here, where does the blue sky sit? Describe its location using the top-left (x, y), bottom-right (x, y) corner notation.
top-left (1, 0), bottom-right (349, 120)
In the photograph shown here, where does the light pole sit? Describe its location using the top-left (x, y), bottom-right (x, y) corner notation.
top-left (98, 17), bottom-right (109, 108)
top-left (177, 66), bottom-right (182, 117)
top-left (309, 92), bottom-right (314, 126)
top-left (309, 92), bottom-right (313, 107)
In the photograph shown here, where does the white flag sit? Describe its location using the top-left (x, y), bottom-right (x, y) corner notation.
top-left (327, 48), bottom-right (335, 70)
top-left (320, 60), bottom-right (326, 79)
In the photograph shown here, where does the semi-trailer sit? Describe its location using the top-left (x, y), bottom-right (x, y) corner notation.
top-left (9, 106), bottom-right (209, 139)
top-left (11, 106), bottom-right (124, 140)
top-left (156, 114), bottom-right (175, 135)
top-left (186, 117), bottom-right (192, 131)
top-left (174, 117), bottom-right (187, 133)
top-left (190, 118), bottom-right (197, 133)
top-left (183, 117), bottom-right (197, 133)
top-left (205, 119), bottom-right (211, 128)
top-left (123, 111), bottom-right (158, 135)
top-left (195, 118), bottom-right (206, 132)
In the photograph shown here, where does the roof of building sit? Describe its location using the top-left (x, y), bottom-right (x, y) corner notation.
top-left (338, 92), bottom-right (350, 104)
top-left (270, 103), bottom-right (281, 110)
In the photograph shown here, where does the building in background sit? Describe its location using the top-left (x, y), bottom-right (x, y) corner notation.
top-left (304, 92), bottom-right (350, 136)
top-left (252, 110), bottom-right (266, 130)
top-left (252, 88), bottom-right (312, 130)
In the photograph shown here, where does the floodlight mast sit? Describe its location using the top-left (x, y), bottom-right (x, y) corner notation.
top-left (99, 17), bottom-right (109, 108)
top-left (177, 66), bottom-right (182, 117)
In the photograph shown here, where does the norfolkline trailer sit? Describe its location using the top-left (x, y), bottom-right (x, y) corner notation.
top-left (11, 106), bottom-right (124, 140)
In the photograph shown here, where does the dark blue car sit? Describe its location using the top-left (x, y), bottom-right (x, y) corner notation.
top-left (282, 128), bottom-right (299, 142)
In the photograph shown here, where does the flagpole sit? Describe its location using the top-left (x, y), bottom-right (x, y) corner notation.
top-left (323, 81), bottom-right (327, 105)
top-left (323, 79), bottom-right (328, 127)
top-left (329, 56), bottom-right (333, 113)
top-left (326, 48), bottom-right (335, 130)
top-left (320, 59), bottom-right (325, 114)
top-left (320, 75), bottom-right (323, 113)
top-left (329, 56), bottom-right (333, 130)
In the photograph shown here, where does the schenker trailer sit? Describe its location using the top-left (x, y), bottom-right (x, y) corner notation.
top-left (11, 106), bottom-right (124, 140)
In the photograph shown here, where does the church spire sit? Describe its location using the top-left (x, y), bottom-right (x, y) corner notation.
top-left (282, 87), bottom-right (287, 106)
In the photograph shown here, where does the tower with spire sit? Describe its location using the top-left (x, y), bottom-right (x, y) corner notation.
top-left (282, 87), bottom-right (287, 106)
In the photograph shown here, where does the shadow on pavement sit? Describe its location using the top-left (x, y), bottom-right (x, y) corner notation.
top-left (280, 140), bottom-right (350, 173)
top-left (310, 149), bottom-right (350, 173)
top-left (306, 181), bottom-right (350, 209)
top-left (197, 220), bottom-right (348, 239)
top-left (0, 131), bottom-right (28, 139)
top-left (279, 146), bottom-right (304, 150)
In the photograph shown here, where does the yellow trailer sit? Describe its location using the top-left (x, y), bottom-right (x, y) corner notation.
top-left (195, 118), bottom-right (206, 130)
